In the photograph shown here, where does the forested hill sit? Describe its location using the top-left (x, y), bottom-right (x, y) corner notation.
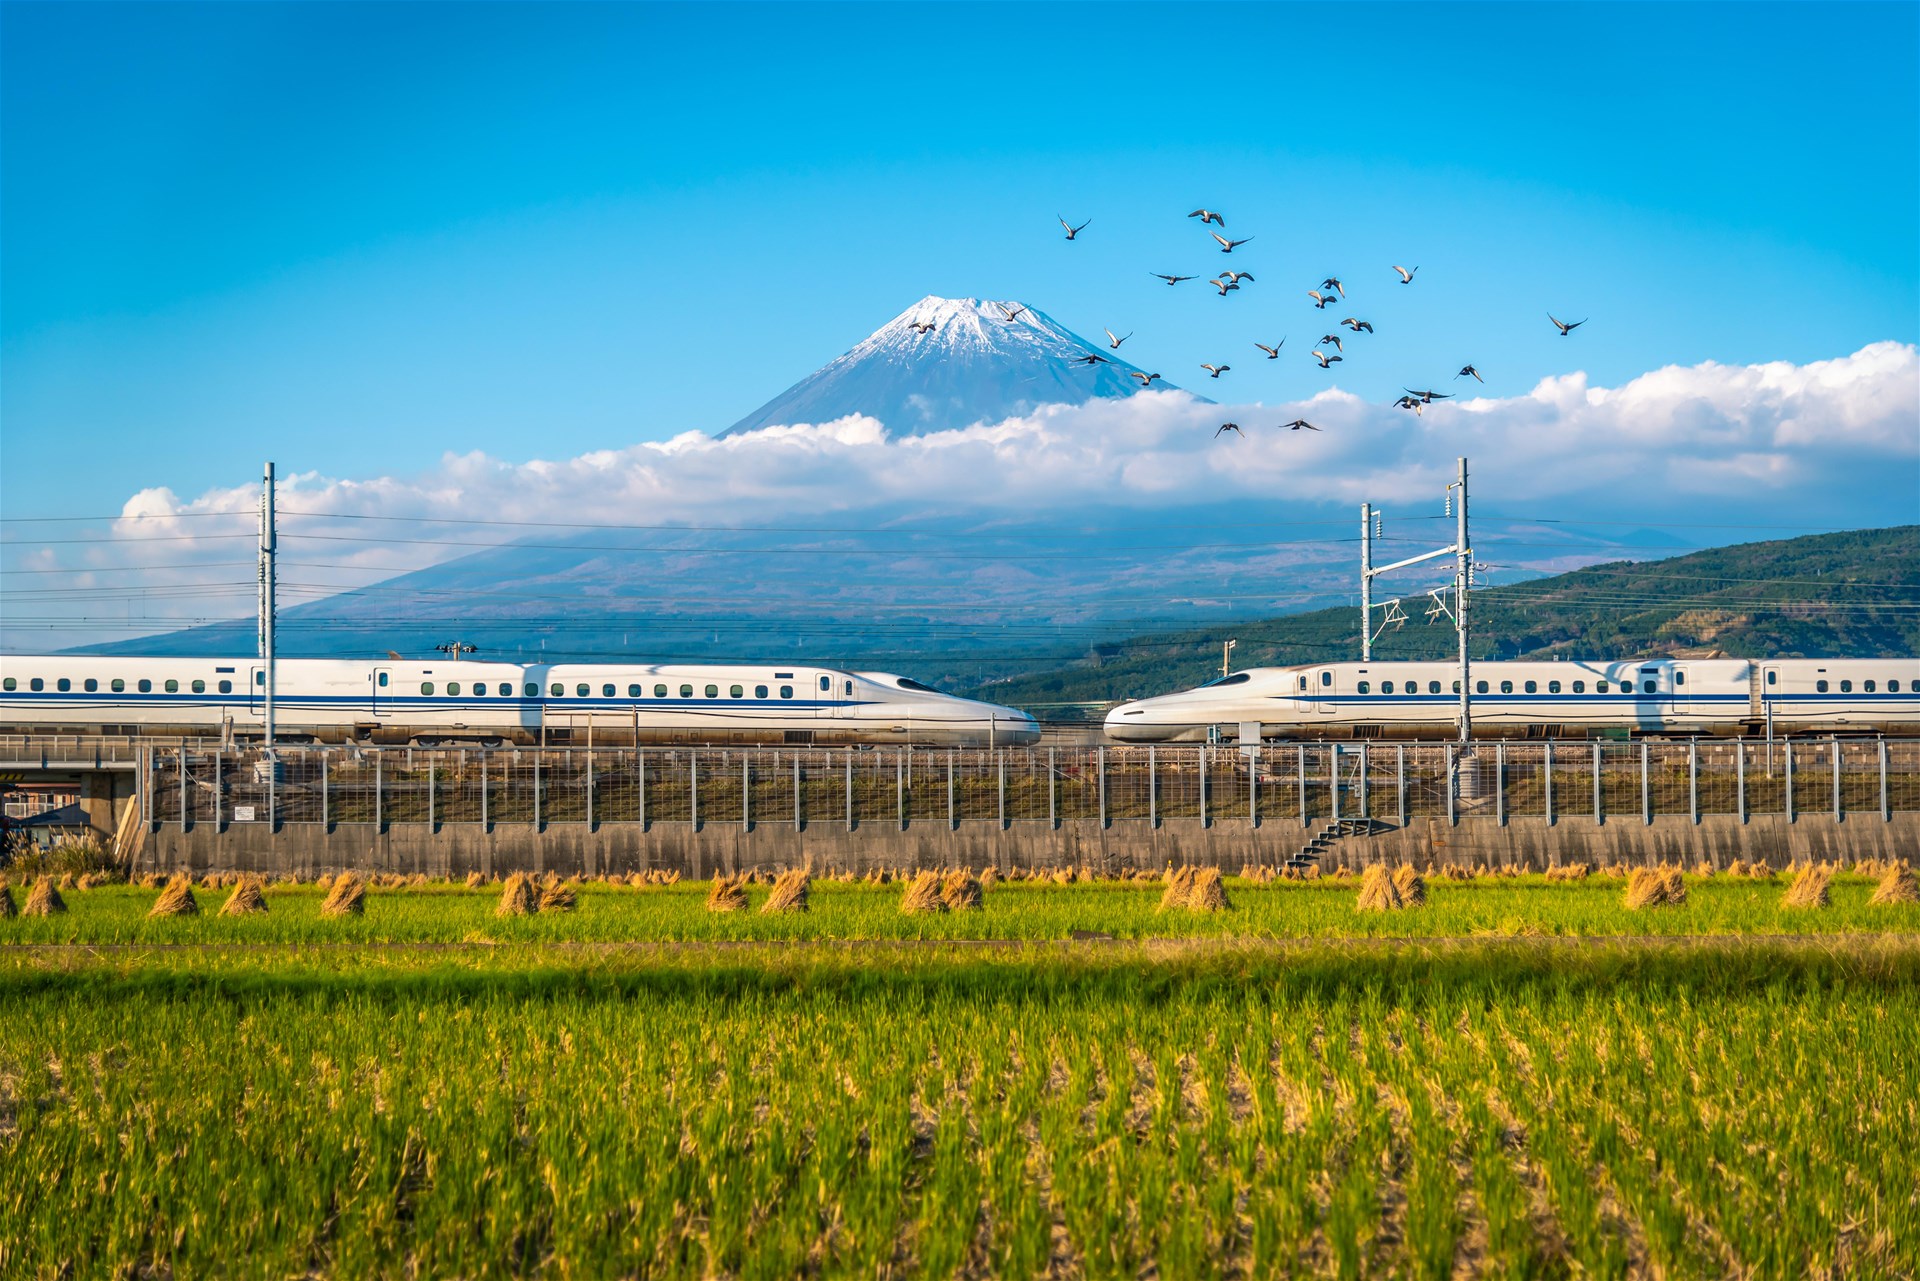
top-left (972, 526), bottom-right (1920, 710)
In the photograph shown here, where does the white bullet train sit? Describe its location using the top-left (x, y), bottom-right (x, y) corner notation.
top-left (1106, 657), bottom-right (1920, 742)
top-left (0, 655), bottom-right (1040, 747)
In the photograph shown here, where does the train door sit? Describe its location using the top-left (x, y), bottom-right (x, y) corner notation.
top-left (371, 667), bottom-right (393, 718)
top-left (1314, 669), bottom-right (1336, 716)
top-left (246, 665), bottom-right (266, 720)
top-left (1672, 664), bottom-right (1697, 720)
top-left (813, 671), bottom-right (840, 720)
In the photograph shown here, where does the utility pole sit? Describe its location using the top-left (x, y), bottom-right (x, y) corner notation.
top-left (1452, 456), bottom-right (1471, 743)
top-left (258, 461), bottom-right (276, 755)
top-left (1359, 502), bottom-right (1374, 661)
top-left (1222, 638), bottom-right (1237, 678)
top-left (1355, 457), bottom-right (1472, 741)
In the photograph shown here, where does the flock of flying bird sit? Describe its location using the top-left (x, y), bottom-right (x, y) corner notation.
top-left (1031, 208), bottom-right (1588, 440)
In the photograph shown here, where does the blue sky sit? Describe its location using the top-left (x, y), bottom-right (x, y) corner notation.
top-left (4, 0), bottom-right (1915, 524)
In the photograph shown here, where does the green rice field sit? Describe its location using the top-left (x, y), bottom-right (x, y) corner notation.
top-left (2, 879), bottom-right (1917, 1277)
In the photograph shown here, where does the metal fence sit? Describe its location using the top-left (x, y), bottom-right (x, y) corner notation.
top-left (134, 738), bottom-right (1920, 832)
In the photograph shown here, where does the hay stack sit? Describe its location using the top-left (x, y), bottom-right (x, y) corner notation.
top-left (900, 870), bottom-right (948, 914)
top-left (538, 878), bottom-right (578, 912)
top-left (148, 875), bottom-right (199, 917)
top-left (1392, 865), bottom-right (1427, 907)
top-left (1624, 866), bottom-right (1687, 909)
top-left (761, 868), bottom-right (811, 914)
top-left (219, 877), bottom-right (267, 916)
top-left (495, 873), bottom-right (539, 916)
top-left (0, 883), bottom-right (14, 919)
top-left (320, 873), bottom-right (366, 917)
top-left (1356, 864), bottom-right (1404, 912)
top-left (22, 878), bottom-right (66, 916)
top-left (1869, 863), bottom-right (1918, 906)
top-left (978, 866), bottom-right (999, 889)
top-left (1186, 867), bottom-right (1231, 911)
top-left (1782, 864), bottom-right (1832, 909)
top-left (1160, 866), bottom-right (1197, 912)
top-left (1746, 862), bottom-right (1775, 880)
top-left (466, 871), bottom-right (487, 888)
top-left (705, 874), bottom-right (748, 913)
top-left (940, 871), bottom-right (983, 911)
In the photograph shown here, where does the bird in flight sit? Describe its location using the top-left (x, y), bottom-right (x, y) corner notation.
top-left (1456, 364), bottom-right (1483, 382)
top-left (1201, 363), bottom-right (1231, 378)
top-left (996, 303), bottom-right (1028, 322)
top-left (1209, 277), bottom-right (1239, 296)
top-left (1222, 269), bottom-right (1254, 285)
top-left (1129, 371), bottom-right (1164, 386)
top-left (1151, 273), bottom-right (1196, 286)
top-left (910, 320), bottom-right (937, 335)
top-left (1071, 353), bottom-right (1110, 366)
top-left (1317, 333), bottom-right (1344, 353)
top-left (1549, 314), bottom-right (1586, 336)
top-left (1212, 232), bottom-right (1254, 253)
top-left (1312, 349), bottom-right (1343, 369)
top-left (1059, 216), bottom-right (1091, 240)
top-left (1308, 289), bottom-right (1336, 309)
top-left (1393, 395), bottom-right (1425, 415)
top-left (1254, 340), bottom-right (1284, 359)
top-left (1392, 265), bottom-right (1419, 284)
top-left (1340, 317), bottom-right (1374, 334)
top-left (1405, 388), bottom-right (1453, 404)
top-left (1320, 277), bottom-right (1345, 298)
top-left (1281, 419), bottom-right (1320, 431)
top-left (1215, 422), bottom-right (1244, 438)
top-left (1189, 208), bottom-right (1225, 226)
top-left (1105, 328), bottom-right (1132, 349)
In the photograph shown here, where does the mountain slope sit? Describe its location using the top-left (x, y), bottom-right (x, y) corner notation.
top-left (967, 526), bottom-right (1920, 709)
top-left (721, 295), bottom-right (1194, 437)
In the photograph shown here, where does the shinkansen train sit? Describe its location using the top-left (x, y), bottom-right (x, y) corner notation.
top-left (1106, 657), bottom-right (1920, 742)
top-left (0, 655), bottom-right (1040, 748)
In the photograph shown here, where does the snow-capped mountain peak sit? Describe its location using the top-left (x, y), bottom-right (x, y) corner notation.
top-left (720, 295), bottom-right (1188, 437)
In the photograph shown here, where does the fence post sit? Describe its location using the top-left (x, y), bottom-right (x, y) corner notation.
top-left (1148, 746), bottom-right (1157, 828)
top-left (214, 749), bottom-right (223, 831)
top-left (1049, 747), bottom-right (1058, 829)
top-left (794, 755), bottom-right (802, 832)
top-left (1396, 744), bottom-right (1407, 828)
top-left (1880, 738), bottom-right (1890, 822)
top-left (1331, 746), bottom-right (1342, 825)
top-left (999, 751), bottom-right (1007, 830)
top-left (1592, 742), bottom-right (1601, 826)
top-left (845, 749), bottom-right (854, 833)
top-left (897, 750), bottom-right (906, 832)
top-left (1544, 741), bottom-right (1555, 827)
top-left (376, 751), bottom-right (384, 832)
top-left (586, 748), bottom-right (595, 830)
top-left (743, 756), bottom-right (751, 832)
top-left (1832, 734), bottom-right (1842, 823)
top-left (1446, 745), bottom-right (1457, 827)
top-left (1785, 740), bottom-right (1795, 822)
top-left (691, 751), bottom-right (700, 829)
top-left (1359, 743), bottom-right (1369, 821)
top-left (180, 747), bottom-right (188, 832)
top-left (1199, 744), bottom-right (1208, 829)
top-left (638, 750), bottom-right (647, 830)
top-left (428, 755), bottom-right (435, 832)
top-left (1297, 744), bottom-right (1307, 830)
top-left (1495, 742), bottom-right (1506, 827)
top-left (1688, 740), bottom-right (1699, 825)
top-left (1640, 741), bottom-right (1651, 826)
top-left (322, 750), bottom-right (329, 830)
top-left (1736, 739), bottom-right (1747, 824)
top-left (1098, 747), bottom-right (1108, 829)
top-left (479, 752), bottom-right (486, 830)
top-left (948, 751), bottom-right (957, 831)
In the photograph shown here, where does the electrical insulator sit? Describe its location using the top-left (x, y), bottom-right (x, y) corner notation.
top-left (1444, 494), bottom-right (1452, 517)
top-left (1373, 515), bottom-right (1383, 537)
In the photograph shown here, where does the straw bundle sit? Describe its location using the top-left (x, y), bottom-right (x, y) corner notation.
top-left (1782, 864), bottom-right (1832, 909)
top-left (1356, 864), bottom-right (1404, 912)
top-left (1160, 866), bottom-right (1197, 911)
top-left (1869, 863), bottom-right (1918, 905)
top-left (1440, 864), bottom-right (1474, 881)
top-left (495, 873), bottom-right (539, 916)
top-left (761, 868), bottom-right (811, 914)
top-left (21, 877), bottom-right (66, 916)
top-left (0, 883), bottom-right (14, 919)
top-left (321, 873), bottom-right (366, 917)
top-left (218, 877), bottom-right (267, 916)
top-left (1392, 865), bottom-right (1427, 907)
top-left (148, 875), bottom-right (199, 917)
top-left (978, 866), bottom-right (999, 888)
top-left (57, 872), bottom-right (76, 891)
top-left (900, 870), bottom-right (948, 914)
top-left (466, 871), bottom-right (487, 888)
top-left (940, 871), bottom-right (983, 911)
top-left (1727, 860), bottom-right (1749, 877)
top-left (537, 878), bottom-right (578, 912)
top-left (1624, 866), bottom-right (1687, 909)
top-left (1545, 863), bottom-right (1592, 882)
top-left (1186, 867), bottom-right (1231, 911)
top-left (705, 874), bottom-right (748, 913)
top-left (1746, 862), bottom-right (1775, 880)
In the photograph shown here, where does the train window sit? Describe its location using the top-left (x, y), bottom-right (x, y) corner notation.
top-left (1500, 681), bottom-right (1513, 694)
top-left (1522, 680), bottom-right (1535, 694)
top-left (1642, 679), bottom-right (1656, 694)
top-left (58, 678), bottom-right (71, 692)
top-left (622, 684), bottom-right (636, 697)
top-left (111, 679), bottom-right (125, 692)
top-left (421, 682), bottom-right (435, 695)
top-left (1865, 680), bottom-right (1877, 693)
top-left (1816, 680), bottom-right (1829, 693)
top-left (378, 672), bottom-right (390, 688)
top-left (1548, 681), bottom-right (1560, 694)
top-left (820, 676), bottom-right (831, 692)
top-left (1572, 681), bottom-right (1584, 693)
top-left (599, 683), bottom-right (613, 697)
top-left (654, 684), bottom-right (667, 698)
top-left (755, 684), bottom-right (768, 698)
top-left (474, 683), bottom-right (488, 698)
top-left (1, 678), bottom-right (12, 691)
top-left (1767, 670), bottom-right (1777, 685)
top-left (1476, 680), bottom-right (1489, 694)
top-left (1889, 680), bottom-right (1901, 693)
top-left (256, 671), bottom-right (265, 686)
top-left (139, 679), bottom-right (152, 693)
top-left (1357, 681), bottom-right (1370, 694)
top-left (551, 683), bottom-right (564, 696)
top-left (730, 684), bottom-right (743, 698)
top-left (1297, 676), bottom-right (1307, 691)
top-left (1380, 681), bottom-right (1393, 694)
top-left (31, 678), bottom-right (44, 691)
top-left (705, 684), bottom-right (719, 698)
top-left (1596, 680), bottom-right (1610, 693)
top-left (1320, 671), bottom-right (1332, 687)
top-left (780, 685), bottom-right (794, 699)
top-left (1674, 671), bottom-right (1686, 686)
top-left (189, 680), bottom-right (202, 693)
top-left (218, 680), bottom-right (232, 694)
top-left (448, 682), bottom-right (462, 696)
top-left (1840, 680), bottom-right (1852, 693)
top-left (1450, 681), bottom-right (1459, 694)
top-left (577, 684), bottom-right (590, 697)
top-left (675, 684), bottom-right (690, 697)
top-left (85, 679), bottom-right (99, 692)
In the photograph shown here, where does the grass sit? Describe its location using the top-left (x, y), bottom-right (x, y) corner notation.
top-left (1, 873), bottom-right (1917, 945)
top-left (1, 939), bottom-right (1916, 1278)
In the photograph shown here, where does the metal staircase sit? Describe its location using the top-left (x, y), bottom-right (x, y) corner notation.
top-left (1285, 817), bottom-right (1390, 872)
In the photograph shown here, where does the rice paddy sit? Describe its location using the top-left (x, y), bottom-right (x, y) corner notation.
top-left (2, 870), bottom-right (1916, 1276)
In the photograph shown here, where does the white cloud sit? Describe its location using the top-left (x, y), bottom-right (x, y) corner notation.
top-left (6, 343), bottom-right (1915, 646)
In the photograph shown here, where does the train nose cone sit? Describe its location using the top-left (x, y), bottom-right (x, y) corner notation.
top-left (1104, 702), bottom-right (1158, 742)
top-left (1002, 710), bottom-right (1041, 746)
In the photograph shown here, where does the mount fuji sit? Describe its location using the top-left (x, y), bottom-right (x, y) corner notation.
top-left (721, 295), bottom-right (1195, 437)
